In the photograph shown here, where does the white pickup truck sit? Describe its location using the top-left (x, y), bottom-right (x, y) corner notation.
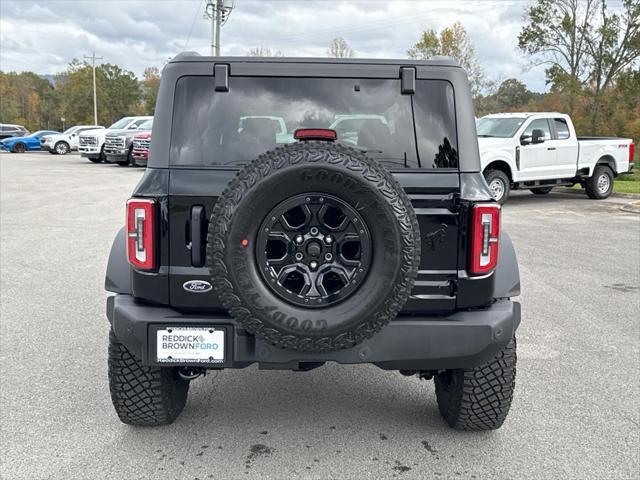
top-left (477, 113), bottom-right (634, 203)
top-left (78, 116), bottom-right (152, 163)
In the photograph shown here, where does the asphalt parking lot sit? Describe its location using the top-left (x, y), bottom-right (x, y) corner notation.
top-left (1, 151), bottom-right (639, 480)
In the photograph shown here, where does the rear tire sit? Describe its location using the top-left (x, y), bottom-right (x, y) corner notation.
top-left (530, 187), bottom-right (552, 195)
top-left (108, 330), bottom-right (189, 426)
top-left (88, 158), bottom-right (102, 163)
top-left (484, 169), bottom-right (510, 205)
top-left (434, 337), bottom-right (516, 431)
top-left (585, 165), bottom-right (614, 199)
top-left (13, 142), bottom-right (26, 153)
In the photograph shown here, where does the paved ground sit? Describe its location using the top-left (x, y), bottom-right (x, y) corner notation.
top-left (1, 152), bottom-right (639, 480)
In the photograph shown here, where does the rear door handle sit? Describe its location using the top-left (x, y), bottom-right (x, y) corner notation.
top-left (547, 147), bottom-right (556, 150)
top-left (190, 205), bottom-right (206, 267)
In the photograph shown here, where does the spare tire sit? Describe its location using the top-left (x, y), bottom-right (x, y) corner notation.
top-left (207, 142), bottom-right (420, 353)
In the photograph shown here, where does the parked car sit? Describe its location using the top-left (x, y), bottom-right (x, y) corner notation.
top-left (477, 113), bottom-right (635, 203)
top-left (131, 130), bottom-right (151, 167)
top-left (104, 119), bottom-right (153, 166)
top-left (0, 123), bottom-right (29, 140)
top-left (41, 125), bottom-right (104, 154)
top-left (105, 54), bottom-right (521, 431)
top-left (79, 116), bottom-right (152, 163)
top-left (0, 130), bottom-right (60, 153)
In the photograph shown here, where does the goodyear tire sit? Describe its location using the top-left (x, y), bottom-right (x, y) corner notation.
top-left (435, 337), bottom-right (517, 431)
top-left (108, 330), bottom-right (189, 426)
top-left (207, 142), bottom-right (420, 353)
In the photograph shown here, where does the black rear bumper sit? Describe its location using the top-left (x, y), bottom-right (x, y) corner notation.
top-left (107, 294), bottom-right (520, 371)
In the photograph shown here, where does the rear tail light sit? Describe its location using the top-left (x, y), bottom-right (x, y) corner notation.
top-left (469, 203), bottom-right (500, 275)
top-left (629, 143), bottom-right (635, 165)
top-left (126, 198), bottom-right (156, 270)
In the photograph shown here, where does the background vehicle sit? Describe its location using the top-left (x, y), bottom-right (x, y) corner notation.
top-left (106, 55), bottom-right (521, 431)
top-left (329, 114), bottom-right (389, 146)
top-left (41, 125), bottom-right (104, 155)
top-left (0, 123), bottom-right (29, 140)
top-left (131, 130), bottom-right (151, 167)
top-left (79, 116), bottom-right (151, 163)
top-left (477, 113), bottom-right (635, 202)
top-left (1, 130), bottom-right (59, 153)
top-left (104, 119), bottom-right (153, 166)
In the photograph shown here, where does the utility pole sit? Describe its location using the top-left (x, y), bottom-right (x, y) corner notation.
top-left (204, 0), bottom-right (235, 56)
top-left (84, 52), bottom-right (103, 125)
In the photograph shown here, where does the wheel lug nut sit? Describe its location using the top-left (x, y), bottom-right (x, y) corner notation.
top-left (325, 235), bottom-right (333, 244)
top-left (310, 227), bottom-right (319, 236)
top-left (325, 253), bottom-right (333, 261)
top-left (295, 252), bottom-right (303, 261)
top-left (309, 261), bottom-right (318, 270)
top-left (295, 235), bottom-right (304, 244)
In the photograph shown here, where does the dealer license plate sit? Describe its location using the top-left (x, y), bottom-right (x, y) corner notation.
top-left (156, 327), bottom-right (224, 364)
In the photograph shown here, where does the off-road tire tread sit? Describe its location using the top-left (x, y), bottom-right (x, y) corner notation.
top-left (434, 337), bottom-right (516, 431)
top-left (207, 141), bottom-right (420, 353)
top-left (108, 330), bottom-right (189, 426)
top-left (585, 165), bottom-right (613, 199)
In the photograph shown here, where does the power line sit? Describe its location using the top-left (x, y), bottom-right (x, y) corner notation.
top-left (184, 0), bottom-right (205, 51)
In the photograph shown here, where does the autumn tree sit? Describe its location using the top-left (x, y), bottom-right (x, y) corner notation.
top-left (408, 22), bottom-right (485, 97)
top-left (519, 0), bottom-right (640, 131)
top-left (56, 60), bottom-right (141, 126)
top-left (0, 72), bottom-right (57, 130)
top-left (247, 47), bottom-right (284, 57)
top-left (327, 37), bottom-right (354, 58)
top-left (141, 66), bottom-right (161, 114)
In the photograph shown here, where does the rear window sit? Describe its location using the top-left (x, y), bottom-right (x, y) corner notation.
top-left (170, 76), bottom-right (457, 169)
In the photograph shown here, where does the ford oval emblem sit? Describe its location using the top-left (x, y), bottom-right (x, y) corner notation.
top-left (183, 280), bottom-right (213, 293)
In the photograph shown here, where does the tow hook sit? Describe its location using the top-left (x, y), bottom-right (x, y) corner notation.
top-left (178, 367), bottom-right (206, 381)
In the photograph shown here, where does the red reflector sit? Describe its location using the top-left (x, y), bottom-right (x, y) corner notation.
top-left (126, 198), bottom-right (156, 270)
top-left (469, 203), bottom-right (500, 276)
top-left (294, 128), bottom-right (337, 141)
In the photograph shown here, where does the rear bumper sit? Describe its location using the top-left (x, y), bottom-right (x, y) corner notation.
top-left (107, 294), bottom-right (521, 371)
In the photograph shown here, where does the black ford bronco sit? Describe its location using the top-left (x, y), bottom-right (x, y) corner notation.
top-left (106, 54), bottom-right (521, 430)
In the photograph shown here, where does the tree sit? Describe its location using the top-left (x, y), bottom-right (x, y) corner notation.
top-left (0, 71), bottom-right (57, 130)
top-left (408, 22), bottom-right (485, 97)
top-left (327, 37), bottom-right (354, 58)
top-left (518, 0), bottom-right (640, 127)
top-left (56, 60), bottom-right (141, 126)
top-left (519, 0), bottom-right (596, 93)
top-left (584, 0), bottom-right (640, 131)
top-left (495, 79), bottom-right (533, 109)
top-left (247, 47), bottom-right (284, 57)
top-left (142, 67), bottom-right (161, 114)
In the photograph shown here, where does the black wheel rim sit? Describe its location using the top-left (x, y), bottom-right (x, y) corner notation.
top-left (256, 193), bottom-right (372, 308)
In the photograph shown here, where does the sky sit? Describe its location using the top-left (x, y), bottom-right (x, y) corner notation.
top-left (0, 0), bottom-right (623, 92)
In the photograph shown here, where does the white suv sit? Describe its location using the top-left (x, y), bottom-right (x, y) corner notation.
top-left (79, 116), bottom-right (151, 163)
top-left (41, 125), bottom-right (104, 154)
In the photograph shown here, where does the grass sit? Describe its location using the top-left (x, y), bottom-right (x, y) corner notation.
top-left (614, 168), bottom-right (640, 194)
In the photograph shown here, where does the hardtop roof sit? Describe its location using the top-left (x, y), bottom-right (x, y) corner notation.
top-left (169, 52), bottom-right (460, 68)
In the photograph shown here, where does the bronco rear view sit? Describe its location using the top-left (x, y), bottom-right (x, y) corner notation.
top-left (106, 54), bottom-right (521, 430)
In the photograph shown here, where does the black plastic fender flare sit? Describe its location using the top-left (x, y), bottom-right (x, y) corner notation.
top-left (105, 227), bottom-right (131, 295)
top-left (493, 232), bottom-right (520, 299)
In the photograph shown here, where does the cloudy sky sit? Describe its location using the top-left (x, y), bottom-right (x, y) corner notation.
top-left (0, 0), bottom-right (624, 92)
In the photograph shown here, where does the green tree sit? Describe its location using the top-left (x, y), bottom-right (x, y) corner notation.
top-left (495, 79), bottom-right (533, 109)
top-left (584, 0), bottom-right (640, 131)
top-left (142, 67), bottom-right (161, 114)
top-left (408, 22), bottom-right (485, 97)
top-left (327, 37), bottom-right (354, 58)
top-left (56, 59), bottom-right (141, 126)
